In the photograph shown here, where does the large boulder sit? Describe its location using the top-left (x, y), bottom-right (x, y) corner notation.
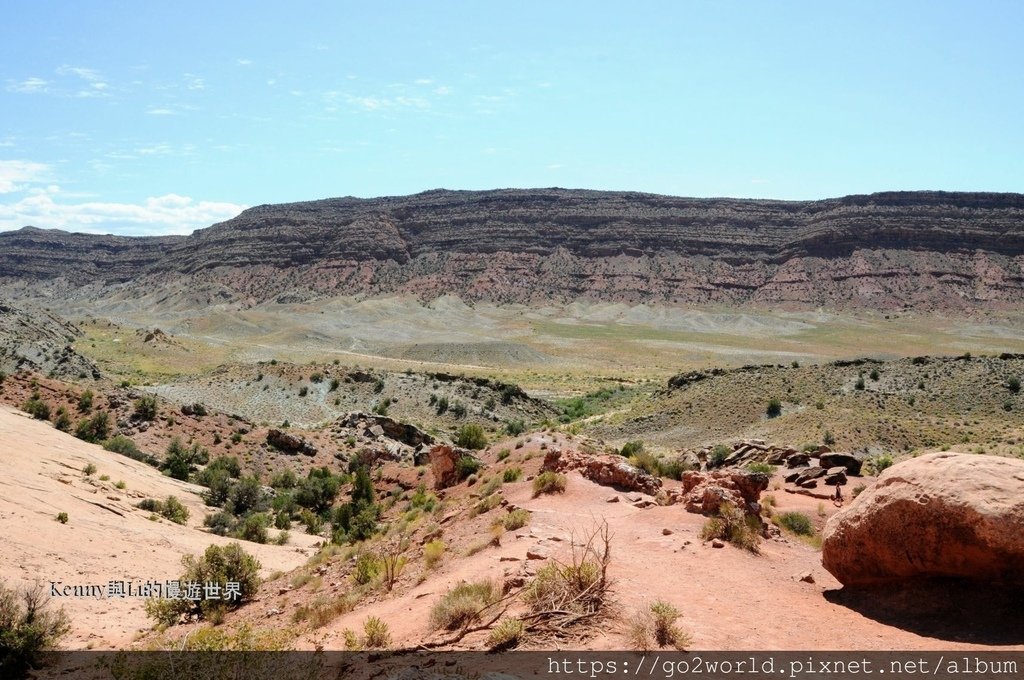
top-left (819, 452), bottom-right (862, 476)
top-left (822, 452), bottom-right (1024, 586)
top-left (541, 449), bottom-right (662, 495)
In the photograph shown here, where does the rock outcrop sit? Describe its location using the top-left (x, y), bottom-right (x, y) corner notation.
top-left (4, 190), bottom-right (1024, 311)
top-left (265, 429), bottom-right (317, 456)
top-left (429, 444), bottom-right (479, 490)
top-left (663, 470), bottom-right (770, 515)
top-left (338, 412), bottom-right (435, 448)
top-left (822, 452), bottom-right (1024, 586)
top-left (541, 448), bottom-right (662, 495)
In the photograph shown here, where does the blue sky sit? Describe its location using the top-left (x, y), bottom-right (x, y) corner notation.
top-left (1, 1), bottom-right (1021, 235)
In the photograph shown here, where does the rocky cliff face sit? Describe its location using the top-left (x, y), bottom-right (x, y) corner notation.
top-left (2, 189), bottom-right (1024, 310)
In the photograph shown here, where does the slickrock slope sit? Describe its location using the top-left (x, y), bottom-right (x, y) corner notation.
top-left (3, 189), bottom-right (1024, 309)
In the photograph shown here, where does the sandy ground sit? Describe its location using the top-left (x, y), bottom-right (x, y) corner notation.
top-left (297, 469), bottom-right (1023, 651)
top-left (0, 405), bottom-right (320, 649)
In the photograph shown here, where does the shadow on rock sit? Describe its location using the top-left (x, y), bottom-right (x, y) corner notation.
top-left (824, 580), bottom-right (1024, 646)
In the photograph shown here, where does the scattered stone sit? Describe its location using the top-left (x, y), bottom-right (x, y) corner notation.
top-left (662, 528), bottom-right (673, 535)
top-left (798, 572), bottom-right (815, 584)
top-left (786, 453), bottom-right (811, 468)
top-left (711, 539), bottom-right (725, 548)
top-left (605, 495), bottom-right (620, 503)
top-left (824, 467), bottom-right (848, 486)
top-left (526, 548), bottom-right (548, 561)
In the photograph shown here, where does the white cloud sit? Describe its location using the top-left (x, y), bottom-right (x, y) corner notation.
top-left (57, 65), bottom-right (101, 82)
top-left (6, 77), bottom-right (49, 93)
top-left (146, 107), bottom-right (176, 115)
top-left (414, 78), bottom-right (433, 85)
top-left (0, 160), bottom-right (49, 193)
top-left (344, 93), bottom-right (430, 112)
top-left (184, 73), bottom-right (205, 90)
top-left (0, 190), bottom-right (246, 235)
top-left (236, 58), bottom-right (252, 66)
top-left (57, 65), bottom-right (110, 97)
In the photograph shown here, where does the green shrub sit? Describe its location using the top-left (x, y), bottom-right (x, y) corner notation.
top-left (133, 395), bottom-right (159, 421)
top-left (22, 396), bottom-right (51, 420)
top-left (777, 511), bottom-right (813, 536)
top-left (455, 455), bottom-right (482, 481)
top-left (709, 444), bottom-right (731, 467)
top-left (423, 540), bottom-right (445, 569)
top-left (56, 512), bottom-right (68, 524)
top-left (77, 390), bottom-right (93, 412)
top-left (362, 616), bottom-right (390, 649)
top-left (855, 377), bottom-right (865, 390)
top-left (455, 423), bottom-right (488, 450)
top-left (352, 552), bottom-right (382, 585)
top-left (74, 410), bottom-right (110, 443)
top-left (269, 468), bottom-right (298, 490)
top-left (487, 618), bottom-right (525, 650)
top-left (532, 471), bottom-right (567, 497)
top-left (160, 437), bottom-right (207, 480)
top-left (138, 498), bottom-right (163, 513)
top-left (52, 405), bottom-right (72, 432)
top-left (766, 398), bottom-right (782, 418)
top-left (233, 513), bottom-right (270, 543)
top-left (450, 402), bottom-right (467, 418)
top-left (1009, 376), bottom-right (1021, 393)
top-left (630, 600), bottom-right (690, 650)
top-left (503, 467), bottom-right (522, 482)
top-left (161, 496), bottom-right (190, 525)
top-left (699, 502), bottom-right (760, 553)
top-left (428, 580), bottom-right (500, 631)
top-left (619, 440), bottom-right (644, 457)
top-left (869, 369), bottom-right (880, 381)
top-left (0, 581), bottom-right (70, 676)
top-left (227, 476), bottom-right (266, 516)
top-left (295, 467), bottom-right (343, 514)
top-left (867, 454), bottom-right (894, 475)
top-left (83, 463), bottom-right (97, 476)
top-left (145, 543), bottom-right (261, 623)
top-left (745, 462), bottom-right (775, 474)
top-left (103, 434), bottom-right (138, 457)
top-left (502, 508), bottom-right (531, 531)
top-left (505, 420), bottom-right (525, 436)
top-left (435, 396), bottom-right (449, 415)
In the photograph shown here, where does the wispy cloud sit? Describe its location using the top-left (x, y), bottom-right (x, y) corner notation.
top-left (236, 58), bottom-right (252, 66)
top-left (57, 65), bottom-right (110, 97)
top-left (0, 160), bottom-right (50, 193)
top-left (184, 73), bottom-right (205, 90)
top-left (0, 188), bottom-right (246, 235)
top-left (146, 107), bottom-right (176, 115)
top-left (6, 77), bottom-right (49, 93)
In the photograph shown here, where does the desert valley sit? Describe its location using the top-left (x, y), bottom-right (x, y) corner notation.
top-left (0, 189), bottom-right (1022, 678)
